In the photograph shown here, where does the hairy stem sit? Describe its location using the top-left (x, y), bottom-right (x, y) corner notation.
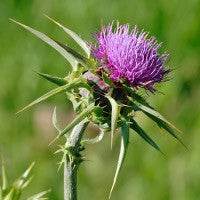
top-left (64, 120), bottom-right (89, 200)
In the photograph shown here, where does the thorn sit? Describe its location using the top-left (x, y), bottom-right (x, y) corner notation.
top-left (57, 162), bottom-right (64, 172)
top-left (48, 135), bottom-right (59, 146)
top-left (54, 149), bottom-right (63, 154)
top-left (109, 183), bottom-right (115, 199)
top-left (15, 109), bottom-right (23, 114)
top-left (9, 18), bottom-right (17, 23)
top-left (44, 14), bottom-right (56, 24)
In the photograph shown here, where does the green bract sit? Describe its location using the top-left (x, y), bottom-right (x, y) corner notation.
top-left (11, 17), bottom-right (185, 198)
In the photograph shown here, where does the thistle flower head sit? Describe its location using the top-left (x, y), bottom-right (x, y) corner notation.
top-left (92, 22), bottom-right (170, 91)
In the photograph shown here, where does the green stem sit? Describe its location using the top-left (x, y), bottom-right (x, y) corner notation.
top-left (64, 120), bottom-right (89, 200)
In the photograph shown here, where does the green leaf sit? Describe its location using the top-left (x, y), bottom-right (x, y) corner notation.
top-left (52, 107), bottom-right (62, 132)
top-left (2, 165), bottom-right (8, 192)
top-left (81, 129), bottom-right (105, 145)
top-left (34, 71), bottom-right (67, 86)
top-left (10, 19), bottom-right (78, 69)
top-left (44, 15), bottom-right (90, 57)
top-left (27, 189), bottom-right (51, 200)
top-left (16, 79), bottom-right (84, 113)
top-left (109, 119), bottom-right (129, 199)
top-left (106, 95), bottom-right (121, 148)
top-left (54, 40), bottom-right (92, 69)
top-left (127, 89), bottom-right (181, 134)
top-left (127, 91), bottom-right (186, 148)
top-left (134, 102), bottom-right (181, 134)
top-left (130, 119), bottom-right (163, 154)
top-left (145, 113), bottom-right (187, 149)
top-left (50, 104), bottom-right (101, 145)
top-left (59, 104), bottom-right (100, 137)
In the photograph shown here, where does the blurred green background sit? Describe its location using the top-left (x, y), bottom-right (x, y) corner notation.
top-left (0, 0), bottom-right (200, 199)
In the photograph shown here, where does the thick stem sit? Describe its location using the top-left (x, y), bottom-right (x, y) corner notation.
top-left (64, 160), bottom-right (77, 200)
top-left (64, 120), bottom-right (89, 200)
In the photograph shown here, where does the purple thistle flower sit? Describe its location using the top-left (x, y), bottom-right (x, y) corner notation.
top-left (92, 22), bottom-right (170, 91)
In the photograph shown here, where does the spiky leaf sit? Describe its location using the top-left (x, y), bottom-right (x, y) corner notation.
top-left (134, 102), bottom-right (181, 133)
top-left (44, 15), bottom-right (90, 57)
top-left (35, 71), bottom-right (66, 86)
top-left (54, 40), bottom-right (91, 68)
top-left (59, 104), bottom-right (100, 137)
top-left (17, 79), bottom-right (86, 113)
top-left (10, 19), bottom-right (78, 69)
top-left (145, 113), bottom-right (187, 148)
top-left (130, 119), bottom-right (163, 153)
top-left (106, 95), bottom-right (121, 148)
top-left (49, 104), bottom-right (101, 145)
top-left (127, 90), bottom-right (185, 148)
top-left (109, 119), bottom-right (129, 199)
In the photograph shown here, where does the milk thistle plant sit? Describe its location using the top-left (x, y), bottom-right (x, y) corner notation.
top-left (10, 16), bottom-right (185, 200)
